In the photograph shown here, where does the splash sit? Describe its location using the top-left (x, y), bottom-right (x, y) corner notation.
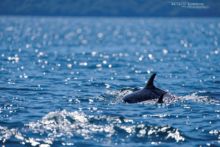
top-left (0, 110), bottom-right (185, 146)
top-left (110, 89), bottom-right (220, 105)
top-left (180, 91), bottom-right (220, 104)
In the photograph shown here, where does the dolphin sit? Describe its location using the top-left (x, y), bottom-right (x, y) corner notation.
top-left (123, 73), bottom-right (167, 103)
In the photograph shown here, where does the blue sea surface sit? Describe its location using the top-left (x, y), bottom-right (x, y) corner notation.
top-left (0, 16), bottom-right (220, 146)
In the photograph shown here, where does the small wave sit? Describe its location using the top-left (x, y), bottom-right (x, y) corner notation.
top-left (0, 87), bottom-right (40, 91)
top-left (180, 91), bottom-right (220, 105)
top-left (0, 110), bottom-right (185, 146)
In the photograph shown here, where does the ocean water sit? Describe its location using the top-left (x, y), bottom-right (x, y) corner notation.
top-left (0, 16), bottom-right (220, 146)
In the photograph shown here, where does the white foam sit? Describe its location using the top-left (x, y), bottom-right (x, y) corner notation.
top-left (0, 109), bottom-right (186, 145)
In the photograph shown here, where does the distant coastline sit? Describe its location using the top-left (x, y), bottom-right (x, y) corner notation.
top-left (0, 0), bottom-right (219, 17)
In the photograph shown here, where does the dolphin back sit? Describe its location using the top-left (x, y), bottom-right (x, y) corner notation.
top-left (123, 73), bottom-right (167, 103)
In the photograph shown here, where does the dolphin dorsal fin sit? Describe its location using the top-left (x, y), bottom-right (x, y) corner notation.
top-left (145, 73), bottom-right (156, 89)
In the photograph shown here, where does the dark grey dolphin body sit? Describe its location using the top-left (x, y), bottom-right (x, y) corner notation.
top-left (123, 73), bottom-right (167, 103)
